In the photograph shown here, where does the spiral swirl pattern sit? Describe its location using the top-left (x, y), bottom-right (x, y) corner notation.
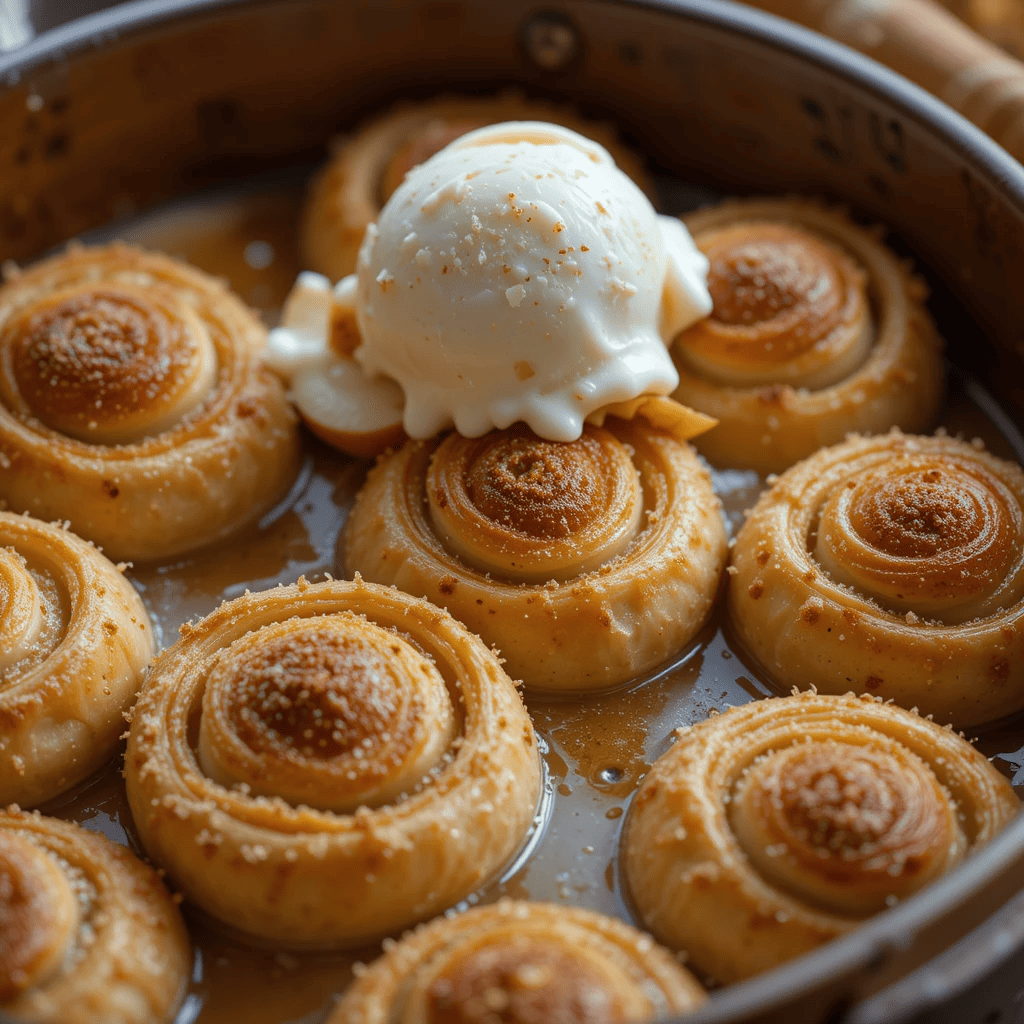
top-left (328, 901), bottom-right (706, 1024)
top-left (814, 457), bottom-right (1024, 624)
top-left (0, 830), bottom-right (79, 1003)
top-left (729, 740), bottom-right (965, 916)
top-left (0, 244), bottom-right (300, 562)
top-left (728, 432), bottom-right (1024, 725)
top-left (680, 221), bottom-right (871, 389)
top-left (0, 810), bottom-right (190, 1024)
top-left (427, 425), bottom-right (643, 583)
top-left (196, 613), bottom-right (456, 812)
top-left (670, 199), bottom-right (943, 472)
top-left (0, 548), bottom-right (55, 677)
top-left (125, 577), bottom-right (540, 948)
top-left (623, 691), bottom-right (1019, 983)
top-left (345, 419), bottom-right (727, 693)
top-left (0, 511), bottom-right (154, 807)
top-left (5, 283), bottom-right (216, 445)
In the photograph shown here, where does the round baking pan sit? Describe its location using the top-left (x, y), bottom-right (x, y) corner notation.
top-left (1, 2), bottom-right (1023, 1023)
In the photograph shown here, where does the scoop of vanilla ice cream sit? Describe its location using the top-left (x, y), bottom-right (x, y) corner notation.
top-left (354, 121), bottom-right (711, 442)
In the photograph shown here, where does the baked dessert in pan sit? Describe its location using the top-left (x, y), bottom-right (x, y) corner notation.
top-left (623, 691), bottom-right (1020, 984)
top-left (0, 46), bottom-right (1019, 1024)
top-left (124, 577), bottom-right (541, 949)
top-left (0, 511), bottom-right (154, 808)
top-left (670, 199), bottom-right (945, 473)
top-left (0, 244), bottom-right (301, 563)
top-left (0, 808), bottom-right (191, 1024)
top-left (329, 900), bottom-right (707, 1023)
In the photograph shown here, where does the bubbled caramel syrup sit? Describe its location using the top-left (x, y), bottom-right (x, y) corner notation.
top-left (32, 177), bottom-right (1024, 1024)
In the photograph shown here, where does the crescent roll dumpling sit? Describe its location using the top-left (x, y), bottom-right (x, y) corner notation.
top-left (0, 512), bottom-right (154, 807)
top-left (670, 199), bottom-right (943, 472)
top-left (343, 418), bottom-right (728, 694)
top-left (0, 809), bottom-right (190, 1024)
top-left (299, 94), bottom-right (655, 282)
top-left (328, 900), bottom-right (706, 1024)
top-left (124, 577), bottom-right (541, 948)
top-left (728, 432), bottom-right (1024, 726)
top-left (0, 243), bottom-right (301, 562)
top-left (622, 692), bottom-right (1019, 983)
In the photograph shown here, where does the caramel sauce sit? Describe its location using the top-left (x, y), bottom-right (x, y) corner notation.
top-left (32, 177), bottom-right (1020, 1023)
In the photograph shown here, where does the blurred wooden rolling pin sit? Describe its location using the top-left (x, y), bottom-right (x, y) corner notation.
top-left (740, 0), bottom-right (1024, 164)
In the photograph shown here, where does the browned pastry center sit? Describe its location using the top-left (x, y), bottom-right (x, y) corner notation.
top-left (677, 221), bottom-right (868, 388)
top-left (221, 627), bottom-right (408, 762)
top-left (707, 232), bottom-right (840, 334)
top-left (5, 284), bottom-right (214, 444)
top-left (427, 425), bottom-right (643, 582)
top-left (729, 739), bottom-right (962, 915)
top-left (0, 545), bottom-right (64, 679)
top-left (623, 691), bottom-right (1018, 982)
top-left (845, 468), bottom-right (982, 557)
top-left (197, 612), bottom-right (456, 812)
top-left (425, 937), bottom-right (627, 1024)
top-left (814, 455), bottom-right (1023, 621)
top-left (461, 428), bottom-right (607, 539)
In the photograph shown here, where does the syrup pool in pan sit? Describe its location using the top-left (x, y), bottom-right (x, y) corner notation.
top-left (33, 171), bottom-right (1024, 1024)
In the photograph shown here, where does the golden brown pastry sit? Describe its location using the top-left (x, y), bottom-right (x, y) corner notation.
top-left (328, 900), bottom-right (706, 1024)
top-left (343, 414), bottom-right (728, 694)
top-left (0, 243), bottom-right (301, 562)
top-left (670, 199), bottom-right (944, 472)
top-left (299, 94), bottom-right (656, 282)
top-left (0, 512), bottom-right (154, 807)
top-left (622, 691), bottom-right (1019, 983)
top-left (0, 808), bottom-right (190, 1024)
top-left (728, 431), bottom-right (1024, 726)
top-left (125, 577), bottom-right (541, 948)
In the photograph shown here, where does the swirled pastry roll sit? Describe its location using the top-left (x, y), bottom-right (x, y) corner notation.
top-left (0, 512), bottom-right (153, 807)
top-left (728, 432), bottom-right (1024, 726)
top-left (299, 94), bottom-right (655, 282)
top-left (0, 809), bottom-right (190, 1024)
top-left (622, 691), bottom-right (1019, 983)
top-left (0, 244), bottom-right (301, 562)
top-left (670, 199), bottom-right (943, 472)
top-left (343, 419), bottom-right (727, 694)
top-left (124, 577), bottom-right (541, 948)
top-left (328, 900), bottom-right (706, 1024)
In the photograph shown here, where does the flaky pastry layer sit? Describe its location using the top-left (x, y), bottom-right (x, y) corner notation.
top-left (728, 432), bottom-right (1024, 726)
top-left (0, 244), bottom-right (300, 562)
top-left (125, 577), bottom-right (541, 948)
top-left (0, 809), bottom-right (190, 1024)
top-left (328, 900), bottom-right (706, 1024)
top-left (671, 199), bottom-right (943, 472)
top-left (622, 692), bottom-right (1019, 983)
top-left (343, 420), bottom-right (727, 693)
top-left (0, 512), bottom-right (153, 806)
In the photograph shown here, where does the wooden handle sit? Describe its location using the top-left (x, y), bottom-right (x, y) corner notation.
top-left (743, 0), bottom-right (1024, 164)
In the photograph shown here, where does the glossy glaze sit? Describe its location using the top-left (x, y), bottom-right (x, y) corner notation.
top-left (28, 177), bottom-right (1023, 1024)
